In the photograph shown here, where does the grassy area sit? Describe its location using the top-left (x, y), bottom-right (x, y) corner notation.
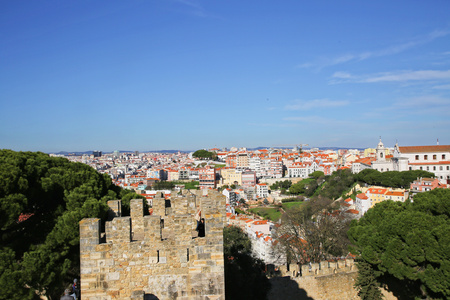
top-left (173, 181), bottom-right (199, 189)
top-left (212, 164), bottom-right (226, 168)
top-left (282, 201), bottom-right (304, 210)
top-left (248, 207), bottom-right (282, 222)
top-left (184, 181), bottom-right (199, 189)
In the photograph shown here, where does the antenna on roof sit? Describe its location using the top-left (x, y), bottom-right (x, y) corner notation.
top-left (437, 138), bottom-right (439, 145)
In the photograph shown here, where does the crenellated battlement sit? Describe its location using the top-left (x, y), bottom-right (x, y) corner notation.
top-left (276, 258), bottom-right (356, 278)
top-left (80, 189), bottom-right (226, 300)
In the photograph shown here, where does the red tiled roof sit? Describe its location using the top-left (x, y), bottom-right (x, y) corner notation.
top-left (385, 191), bottom-right (404, 196)
top-left (399, 145), bottom-right (450, 153)
top-left (357, 193), bottom-right (368, 200)
top-left (409, 161), bottom-right (450, 165)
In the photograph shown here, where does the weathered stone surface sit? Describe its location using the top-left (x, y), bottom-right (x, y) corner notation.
top-left (80, 190), bottom-right (226, 300)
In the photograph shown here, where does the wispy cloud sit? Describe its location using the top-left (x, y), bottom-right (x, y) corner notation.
top-left (330, 69), bottom-right (450, 84)
top-left (392, 95), bottom-right (450, 111)
top-left (433, 84), bottom-right (450, 90)
top-left (173, 0), bottom-right (216, 18)
top-left (362, 95), bottom-right (450, 118)
top-left (363, 70), bottom-right (450, 83)
top-left (298, 29), bottom-right (450, 69)
top-left (285, 99), bottom-right (349, 110)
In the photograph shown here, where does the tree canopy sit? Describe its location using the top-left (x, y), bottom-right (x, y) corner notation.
top-left (223, 226), bottom-right (270, 300)
top-left (192, 149), bottom-right (216, 160)
top-left (348, 189), bottom-right (450, 300)
top-left (0, 150), bottom-right (144, 299)
top-left (355, 169), bottom-right (434, 189)
top-left (274, 196), bottom-right (351, 264)
top-left (270, 180), bottom-right (292, 191)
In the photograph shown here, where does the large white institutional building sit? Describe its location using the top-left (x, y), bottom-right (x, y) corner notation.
top-left (371, 139), bottom-right (450, 184)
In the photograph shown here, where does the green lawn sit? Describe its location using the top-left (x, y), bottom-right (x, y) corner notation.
top-left (173, 181), bottom-right (199, 189)
top-left (248, 207), bottom-right (281, 222)
top-left (212, 164), bottom-right (226, 168)
top-left (282, 201), bottom-right (304, 210)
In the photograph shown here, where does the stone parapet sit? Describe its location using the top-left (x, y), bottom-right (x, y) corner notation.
top-left (279, 258), bottom-right (356, 278)
top-left (80, 191), bottom-right (226, 300)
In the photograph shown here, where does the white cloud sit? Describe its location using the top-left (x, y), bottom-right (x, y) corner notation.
top-left (299, 29), bottom-right (450, 69)
top-left (393, 95), bottom-right (450, 108)
top-left (285, 99), bottom-right (349, 111)
top-left (283, 116), bottom-right (330, 122)
top-left (330, 70), bottom-right (450, 84)
top-left (433, 84), bottom-right (450, 90)
top-left (173, 0), bottom-right (220, 18)
top-left (332, 72), bottom-right (352, 79)
top-left (362, 70), bottom-right (450, 83)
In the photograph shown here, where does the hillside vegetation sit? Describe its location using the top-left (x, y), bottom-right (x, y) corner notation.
top-left (0, 150), bottom-right (144, 299)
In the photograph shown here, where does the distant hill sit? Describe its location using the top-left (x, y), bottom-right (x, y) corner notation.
top-left (50, 150), bottom-right (192, 155)
top-left (49, 147), bottom-right (365, 156)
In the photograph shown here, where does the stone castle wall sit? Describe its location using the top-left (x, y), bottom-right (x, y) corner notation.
top-left (277, 258), bottom-right (356, 278)
top-left (80, 189), bottom-right (226, 300)
top-left (271, 260), bottom-right (396, 300)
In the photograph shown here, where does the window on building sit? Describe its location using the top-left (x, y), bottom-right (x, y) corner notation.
top-left (433, 154), bottom-right (437, 160)
top-left (427, 166), bottom-right (429, 171)
top-left (420, 167), bottom-right (423, 170)
top-left (415, 155), bottom-right (419, 160)
top-left (424, 155), bottom-right (428, 160)
top-left (442, 154), bottom-right (446, 160)
top-left (440, 166), bottom-right (443, 170)
top-left (409, 167), bottom-right (412, 170)
top-left (433, 166), bottom-right (436, 171)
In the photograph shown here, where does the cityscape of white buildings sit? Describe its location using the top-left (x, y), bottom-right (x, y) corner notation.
top-left (59, 139), bottom-right (450, 264)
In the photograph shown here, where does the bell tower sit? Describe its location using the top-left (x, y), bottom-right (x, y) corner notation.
top-left (376, 137), bottom-right (386, 161)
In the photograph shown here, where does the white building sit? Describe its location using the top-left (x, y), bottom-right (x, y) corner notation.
top-left (354, 193), bottom-right (371, 217)
top-left (256, 183), bottom-right (269, 199)
top-left (371, 139), bottom-right (450, 184)
top-left (287, 161), bottom-right (318, 178)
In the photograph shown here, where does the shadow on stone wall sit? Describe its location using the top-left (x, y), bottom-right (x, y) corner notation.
top-left (144, 294), bottom-right (159, 300)
top-left (268, 276), bottom-right (314, 300)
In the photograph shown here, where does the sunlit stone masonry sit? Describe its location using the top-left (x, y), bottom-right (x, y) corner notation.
top-left (79, 189), bottom-right (226, 300)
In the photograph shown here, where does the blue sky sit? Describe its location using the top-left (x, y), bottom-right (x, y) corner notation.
top-left (1, 0), bottom-right (449, 152)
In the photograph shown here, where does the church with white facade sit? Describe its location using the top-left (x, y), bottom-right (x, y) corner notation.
top-left (371, 139), bottom-right (450, 184)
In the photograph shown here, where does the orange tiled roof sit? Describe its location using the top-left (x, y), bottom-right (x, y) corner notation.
top-left (367, 188), bottom-right (387, 194)
top-left (399, 145), bottom-right (450, 153)
top-left (357, 193), bottom-right (368, 200)
top-left (409, 161), bottom-right (450, 165)
top-left (385, 191), bottom-right (404, 196)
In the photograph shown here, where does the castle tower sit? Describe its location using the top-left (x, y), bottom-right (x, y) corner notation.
top-left (79, 191), bottom-right (226, 300)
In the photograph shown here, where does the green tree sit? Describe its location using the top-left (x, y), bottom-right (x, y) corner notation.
top-left (274, 196), bottom-right (351, 264)
top-left (356, 169), bottom-right (434, 188)
top-left (223, 226), bottom-right (270, 300)
top-left (316, 169), bottom-right (355, 200)
top-left (192, 149), bottom-right (216, 160)
top-left (348, 189), bottom-right (450, 300)
top-left (0, 150), bottom-right (143, 299)
top-left (151, 180), bottom-right (175, 190)
top-left (270, 180), bottom-right (292, 191)
top-left (310, 171), bottom-right (324, 180)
